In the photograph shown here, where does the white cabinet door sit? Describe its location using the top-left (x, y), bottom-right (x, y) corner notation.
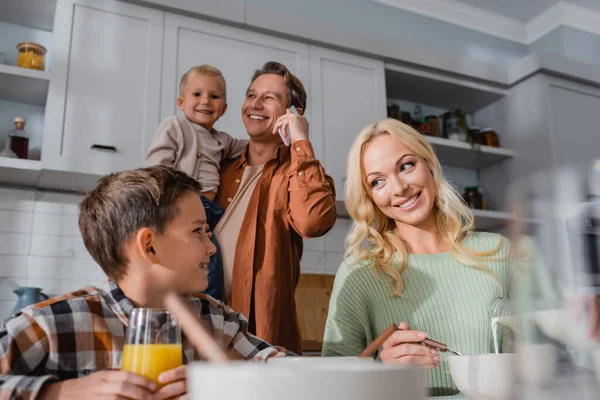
top-left (309, 46), bottom-right (386, 201)
top-left (42, 0), bottom-right (163, 175)
top-left (548, 80), bottom-right (600, 176)
top-left (161, 13), bottom-right (310, 141)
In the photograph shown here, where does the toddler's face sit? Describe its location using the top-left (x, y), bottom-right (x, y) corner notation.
top-left (178, 74), bottom-right (227, 130)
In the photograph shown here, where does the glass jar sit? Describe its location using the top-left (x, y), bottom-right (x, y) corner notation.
top-left (481, 128), bottom-right (500, 147)
top-left (17, 42), bottom-right (46, 71)
top-left (8, 117), bottom-right (29, 159)
top-left (463, 186), bottom-right (483, 209)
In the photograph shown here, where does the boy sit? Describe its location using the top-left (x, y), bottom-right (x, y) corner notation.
top-left (0, 166), bottom-right (287, 400)
top-left (145, 65), bottom-right (247, 300)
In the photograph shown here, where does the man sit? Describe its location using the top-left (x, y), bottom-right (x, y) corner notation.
top-left (214, 62), bottom-right (337, 354)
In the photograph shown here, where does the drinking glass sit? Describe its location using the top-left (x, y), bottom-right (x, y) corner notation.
top-left (121, 308), bottom-right (183, 387)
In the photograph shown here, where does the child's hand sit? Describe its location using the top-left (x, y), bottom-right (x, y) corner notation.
top-left (155, 365), bottom-right (188, 399)
top-left (272, 108), bottom-right (309, 144)
top-left (39, 370), bottom-right (156, 399)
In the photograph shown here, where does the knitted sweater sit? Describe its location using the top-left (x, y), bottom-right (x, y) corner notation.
top-left (322, 232), bottom-right (514, 396)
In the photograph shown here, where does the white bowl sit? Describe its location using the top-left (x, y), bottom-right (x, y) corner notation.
top-left (448, 354), bottom-right (516, 400)
top-left (529, 309), bottom-right (594, 350)
top-left (188, 360), bottom-right (427, 400)
top-left (516, 343), bottom-right (557, 387)
top-left (266, 356), bottom-right (374, 366)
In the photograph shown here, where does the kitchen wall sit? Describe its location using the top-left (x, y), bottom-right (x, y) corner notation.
top-left (0, 187), bottom-right (107, 320)
top-left (0, 185), bottom-right (349, 320)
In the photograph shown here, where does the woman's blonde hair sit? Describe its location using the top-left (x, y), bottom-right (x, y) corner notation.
top-left (345, 118), bottom-right (503, 297)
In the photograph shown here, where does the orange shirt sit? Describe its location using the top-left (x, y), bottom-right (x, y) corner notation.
top-left (217, 140), bottom-right (336, 353)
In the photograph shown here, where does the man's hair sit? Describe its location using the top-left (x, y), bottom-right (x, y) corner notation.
top-left (79, 166), bottom-right (202, 280)
top-left (249, 61), bottom-right (306, 112)
top-left (179, 64), bottom-right (227, 102)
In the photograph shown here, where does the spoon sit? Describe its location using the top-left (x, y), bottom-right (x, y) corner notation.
top-left (359, 323), bottom-right (462, 357)
top-left (163, 292), bottom-right (229, 362)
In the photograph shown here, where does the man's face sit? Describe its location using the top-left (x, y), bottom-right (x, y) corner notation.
top-left (241, 74), bottom-right (289, 142)
top-left (151, 192), bottom-right (216, 293)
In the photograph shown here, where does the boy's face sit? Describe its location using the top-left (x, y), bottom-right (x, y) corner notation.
top-left (151, 191), bottom-right (216, 293)
top-left (177, 74), bottom-right (227, 131)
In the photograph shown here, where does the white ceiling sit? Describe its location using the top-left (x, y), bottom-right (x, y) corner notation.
top-left (453, 0), bottom-right (600, 22)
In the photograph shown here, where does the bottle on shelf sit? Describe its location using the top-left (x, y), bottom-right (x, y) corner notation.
top-left (7, 117), bottom-right (29, 159)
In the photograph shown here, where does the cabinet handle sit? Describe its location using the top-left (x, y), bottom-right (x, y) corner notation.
top-left (91, 144), bottom-right (117, 152)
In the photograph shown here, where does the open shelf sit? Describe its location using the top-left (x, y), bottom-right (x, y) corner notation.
top-left (0, 0), bottom-right (56, 31)
top-left (472, 209), bottom-right (514, 230)
top-left (0, 157), bottom-right (41, 187)
top-left (385, 63), bottom-right (507, 114)
top-left (425, 136), bottom-right (515, 169)
top-left (0, 64), bottom-right (50, 106)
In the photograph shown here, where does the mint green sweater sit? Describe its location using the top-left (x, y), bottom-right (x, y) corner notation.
top-left (322, 232), bottom-right (513, 396)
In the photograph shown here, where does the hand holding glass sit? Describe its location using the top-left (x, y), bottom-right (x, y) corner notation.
top-left (121, 308), bottom-right (183, 387)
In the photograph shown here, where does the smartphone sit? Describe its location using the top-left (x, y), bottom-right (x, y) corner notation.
top-left (278, 105), bottom-right (298, 146)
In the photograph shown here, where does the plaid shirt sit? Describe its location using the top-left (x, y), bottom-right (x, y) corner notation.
top-left (0, 281), bottom-right (288, 399)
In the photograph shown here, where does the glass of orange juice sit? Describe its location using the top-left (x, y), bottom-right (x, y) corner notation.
top-left (121, 308), bottom-right (183, 387)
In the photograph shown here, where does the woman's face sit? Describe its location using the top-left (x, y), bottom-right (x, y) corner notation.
top-left (362, 134), bottom-right (437, 229)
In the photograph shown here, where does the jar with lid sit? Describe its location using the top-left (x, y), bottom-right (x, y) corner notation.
top-left (17, 42), bottom-right (46, 71)
top-left (481, 128), bottom-right (500, 147)
top-left (463, 186), bottom-right (483, 209)
top-left (8, 117), bottom-right (29, 159)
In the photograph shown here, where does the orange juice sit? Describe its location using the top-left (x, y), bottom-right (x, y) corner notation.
top-left (121, 344), bottom-right (183, 386)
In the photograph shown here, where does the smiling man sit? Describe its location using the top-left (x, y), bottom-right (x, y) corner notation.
top-left (214, 62), bottom-right (337, 353)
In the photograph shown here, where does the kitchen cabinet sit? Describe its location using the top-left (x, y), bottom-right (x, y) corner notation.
top-left (160, 13), bottom-right (309, 141)
top-left (475, 73), bottom-right (600, 213)
top-left (42, 0), bottom-right (163, 177)
top-left (309, 46), bottom-right (386, 201)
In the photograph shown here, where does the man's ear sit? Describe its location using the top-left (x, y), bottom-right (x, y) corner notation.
top-left (135, 227), bottom-right (159, 264)
top-left (296, 107), bottom-right (304, 116)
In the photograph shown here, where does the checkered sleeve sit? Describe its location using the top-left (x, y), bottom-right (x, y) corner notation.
top-left (204, 299), bottom-right (294, 360)
top-left (0, 313), bottom-right (58, 400)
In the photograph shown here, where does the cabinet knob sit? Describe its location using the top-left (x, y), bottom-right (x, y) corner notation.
top-left (91, 144), bottom-right (117, 152)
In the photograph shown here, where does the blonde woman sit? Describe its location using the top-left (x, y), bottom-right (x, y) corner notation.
top-left (321, 118), bottom-right (517, 396)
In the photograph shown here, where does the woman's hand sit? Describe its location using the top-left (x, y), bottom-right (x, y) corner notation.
top-left (379, 322), bottom-right (440, 370)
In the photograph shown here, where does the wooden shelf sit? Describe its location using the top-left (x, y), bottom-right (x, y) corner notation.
top-left (385, 63), bottom-right (506, 114)
top-left (425, 136), bottom-right (515, 169)
top-left (0, 157), bottom-right (41, 187)
top-left (0, 64), bottom-right (50, 106)
top-left (0, 0), bottom-right (57, 31)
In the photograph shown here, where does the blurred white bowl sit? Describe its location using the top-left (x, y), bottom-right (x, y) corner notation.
top-left (516, 343), bottom-right (557, 387)
top-left (267, 356), bottom-right (374, 366)
top-left (189, 360), bottom-right (427, 400)
top-left (448, 354), bottom-right (516, 400)
top-left (529, 309), bottom-right (594, 350)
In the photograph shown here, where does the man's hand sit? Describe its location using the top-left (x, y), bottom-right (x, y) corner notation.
top-left (39, 370), bottom-right (156, 400)
top-left (154, 365), bottom-right (188, 400)
top-left (273, 108), bottom-right (309, 144)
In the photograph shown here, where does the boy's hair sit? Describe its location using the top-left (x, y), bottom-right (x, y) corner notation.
top-left (249, 61), bottom-right (306, 112)
top-left (179, 65), bottom-right (227, 101)
top-left (79, 166), bottom-right (202, 280)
